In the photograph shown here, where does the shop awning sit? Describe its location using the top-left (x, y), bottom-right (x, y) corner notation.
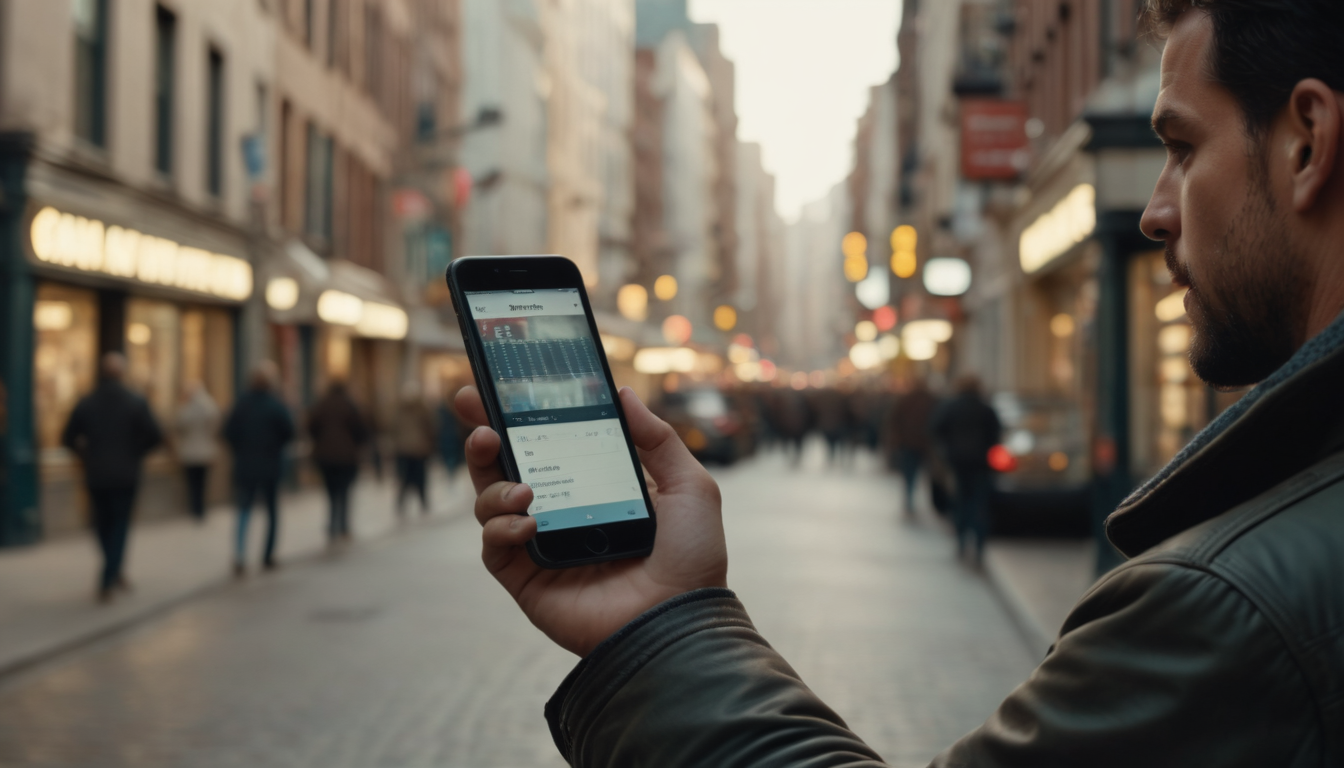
top-left (263, 240), bottom-right (408, 340)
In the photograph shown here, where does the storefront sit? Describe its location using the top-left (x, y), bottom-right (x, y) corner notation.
top-left (12, 194), bottom-right (252, 540)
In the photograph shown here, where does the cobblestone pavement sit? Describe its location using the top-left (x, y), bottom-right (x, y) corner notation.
top-left (0, 441), bottom-right (1037, 768)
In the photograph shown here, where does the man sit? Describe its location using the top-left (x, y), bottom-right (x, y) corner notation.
top-left (62, 352), bottom-right (163, 603)
top-left (887, 377), bottom-right (939, 517)
top-left (461, 2), bottom-right (1344, 764)
top-left (223, 361), bottom-right (294, 575)
top-left (931, 375), bottom-right (1001, 564)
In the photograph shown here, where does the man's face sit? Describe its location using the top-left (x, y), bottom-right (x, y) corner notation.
top-left (1140, 11), bottom-right (1307, 388)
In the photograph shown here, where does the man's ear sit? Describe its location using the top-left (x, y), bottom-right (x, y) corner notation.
top-left (1286, 78), bottom-right (1341, 213)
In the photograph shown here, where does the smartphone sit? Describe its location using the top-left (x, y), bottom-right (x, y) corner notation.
top-left (447, 255), bottom-right (657, 568)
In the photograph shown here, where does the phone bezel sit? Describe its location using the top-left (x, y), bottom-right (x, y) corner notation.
top-left (447, 255), bottom-right (657, 568)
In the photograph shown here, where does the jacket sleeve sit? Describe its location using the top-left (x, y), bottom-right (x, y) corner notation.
top-left (61, 402), bottom-right (86, 453)
top-left (547, 566), bottom-right (1316, 768)
top-left (931, 561), bottom-right (1316, 768)
top-left (545, 589), bottom-right (887, 767)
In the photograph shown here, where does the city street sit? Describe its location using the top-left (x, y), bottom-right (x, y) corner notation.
top-left (0, 444), bottom-right (1038, 768)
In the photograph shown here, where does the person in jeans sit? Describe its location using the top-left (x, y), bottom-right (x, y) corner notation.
top-left (61, 352), bottom-right (163, 603)
top-left (222, 362), bottom-right (294, 575)
top-left (393, 383), bottom-right (437, 516)
top-left (174, 381), bottom-right (220, 522)
top-left (308, 382), bottom-right (368, 542)
top-left (930, 375), bottom-right (1002, 565)
top-left (885, 377), bottom-right (938, 518)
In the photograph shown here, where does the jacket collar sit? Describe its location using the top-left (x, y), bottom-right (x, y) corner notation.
top-left (1106, 310), bottom-right (1344, 557)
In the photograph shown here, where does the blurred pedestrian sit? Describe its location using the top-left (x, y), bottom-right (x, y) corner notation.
top-left (394, 383), bottom-right (437, 516)
top-left (308, 381), bottom-right (368, 542)
top-left (61, 352), bottom-right (163, 602)
top-left (174, 381), bottom-right (219, 522)
top-left (437, 397), bottom-right (464, 480)
top-left (222, 362), bottom-right (294, 575)
top-left (886, 377), bottom-right (938, 518)
top-left (931, 374), bottom-right (1001, 565)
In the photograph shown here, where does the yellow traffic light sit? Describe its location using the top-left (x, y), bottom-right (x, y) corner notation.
top-left (844, 255), bottom-right (868, 282)
top-left (654, 274), bottom-right (678, 301)
top-left (891, 250), bottom-right (917, 279)
top-left (714, 305), bottom-right (738, 331)
top-left (891, 225), bottom-right (917, 252)
top-left (842, 232), bottom-right (868, 259)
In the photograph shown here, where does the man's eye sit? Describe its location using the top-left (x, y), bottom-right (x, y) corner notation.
top-left (1164, 142), bottom-right (1191, 164)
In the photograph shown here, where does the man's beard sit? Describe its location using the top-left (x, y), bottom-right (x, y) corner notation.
top-left (1166, 169), bottom-right (1307, 389)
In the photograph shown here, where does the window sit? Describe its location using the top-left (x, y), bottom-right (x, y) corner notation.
top-left (206, 47), bottom-right (225, 197)
top-left (73, 0), bottom-right (109, 147)
top-left (154, 4), bottom-right (177, 176)
top-left (364, 3), bottom-right (380, 97)
top-left (305, 122), bottom-right (333, 242)
top-left (327, 0), bottom-right (342, 69)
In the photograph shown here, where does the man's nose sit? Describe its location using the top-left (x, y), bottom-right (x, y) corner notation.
top-left (1140, 176), bottom-right (1179, 242)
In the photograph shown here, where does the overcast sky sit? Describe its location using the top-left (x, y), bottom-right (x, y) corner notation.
top-left (687, 0), bottom-right (902, 220)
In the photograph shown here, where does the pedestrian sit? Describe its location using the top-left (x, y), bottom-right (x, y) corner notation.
top-left (885, 377), bottom-right (938, 517)
top-left (222, 362), bottom-right (294, 576)
top-left (61, 352), bottom-right (163, 603)
top-left (308, 381), bottom-right (368, 542)
top-left (174, 381), bottom-right (219, 522)
top-left (437, 396), bottom-right (465, 482)
top-left (930, 375), bottom-right (1002, 564)
top-left (457, 3), bottom-right (1344, 764)
top-left (393, 383), bottom-right (437, 516)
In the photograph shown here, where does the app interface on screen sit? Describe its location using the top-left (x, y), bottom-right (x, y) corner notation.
top-left (466, 288), bottom-right (650, 532)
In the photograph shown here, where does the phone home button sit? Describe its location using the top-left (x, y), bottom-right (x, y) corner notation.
top-left (584, 529), bottom-right (610, 555)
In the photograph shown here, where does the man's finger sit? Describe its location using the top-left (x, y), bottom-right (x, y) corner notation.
top-left (475, 478), bottom-right (534, 528)
top-left (619, 388), bottom-right (716, 499)
top-left (465, 426), bottom-right (507, 495)
top-left (454, 386), bottom-right (489, 429)
top-left (481, 514), bottom-right (537, 571)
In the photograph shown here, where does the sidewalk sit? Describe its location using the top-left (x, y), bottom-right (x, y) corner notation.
top-left (0, 465), bottom-right (476, 678)
top-left (982, 538), bottom-right (1101, 657)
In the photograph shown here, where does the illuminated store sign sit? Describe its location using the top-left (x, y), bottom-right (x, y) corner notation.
top-left (1019, 184), bottom-right (1096, 274)
top-left (29, 206), bottom-right (252, 301)
top-left (316, 289), bottom-right (408, 340)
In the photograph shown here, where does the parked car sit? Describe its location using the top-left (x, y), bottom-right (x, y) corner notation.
top-left (985, 392), bottom-right (1092, 537)
top-left (658, 387), bottom-right (750, 465)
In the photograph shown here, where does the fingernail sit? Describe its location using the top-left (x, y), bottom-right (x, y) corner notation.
top-left (510, 516), bottom-right (523, 531)
top-left (504, 484), bottom-right (520, 501)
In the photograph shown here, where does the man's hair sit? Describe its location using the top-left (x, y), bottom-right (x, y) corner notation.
top-left (1142, 1), bottom-right (1344, 139)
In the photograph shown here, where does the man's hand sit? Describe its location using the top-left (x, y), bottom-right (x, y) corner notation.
top-left (455, 385), bottom-right (728, 657)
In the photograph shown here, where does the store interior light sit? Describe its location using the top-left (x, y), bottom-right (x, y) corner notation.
top-left (633, 346), bottom-right (697, 375)
top-left (127, 322), bottom-right (152, 345)
top-left (356, 302), bottom-right (409, 340)
top-left (654, 274), bottom-right (678, 301)
top-left (33, 301), bottom-right (73, 331)
top-left (902, 318), bottom-right (953, 344)
top-left (903, 336), bottom-right (938, 361)
top-left (1020, 184), bottom-right (1096, 274)
top-left (266, 277), bottom-right (300, 311)
top-left (1155, 289), bottom-right (1188, 322)
top-left (1050, 313), bottom-right (1076, 338)
top-left (317, 290), bottom-right (364, 327)
top-left (891, 225), bottom-right (917, 252)
top-left (873, 305), bottom-right (897, 331)
top-left (849, 341), bottom-right (882, 370)
top-left (854, 320), bottom-right (878, 342)
top-left (878, 334), bottom-right (900, 361)
top-left (617, 284), bottom-right (649, 321)
top-left (1159, 324), bottom-right (1190, 355)
top-left (923, 258), bottom-right (972, 297)
top-left (790, 371), bottom-right (809, 390)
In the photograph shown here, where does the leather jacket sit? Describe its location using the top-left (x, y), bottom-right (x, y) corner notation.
top-left (543, 316), bottom-right (1344, 767)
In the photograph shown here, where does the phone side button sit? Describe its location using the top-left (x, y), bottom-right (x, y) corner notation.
top-left (584, 528), bottom-right (609, 555)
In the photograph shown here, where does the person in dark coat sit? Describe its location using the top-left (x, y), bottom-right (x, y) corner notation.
top-left (886, 377), bottom-right (939, 518)
top-left (393, 383), bottom-right (437, 515)
top-left (931, 374), bottom-right (1002, 564)
top-left (308, 382), bottom-right (368, 542)
top-left (61, 352), bottom-right (163, 602)
top-left (222, 361), bottom-right (295, 575)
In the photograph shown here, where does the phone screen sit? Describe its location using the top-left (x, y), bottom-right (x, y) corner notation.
top-left (463, 288), bottom-right (651, 532)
